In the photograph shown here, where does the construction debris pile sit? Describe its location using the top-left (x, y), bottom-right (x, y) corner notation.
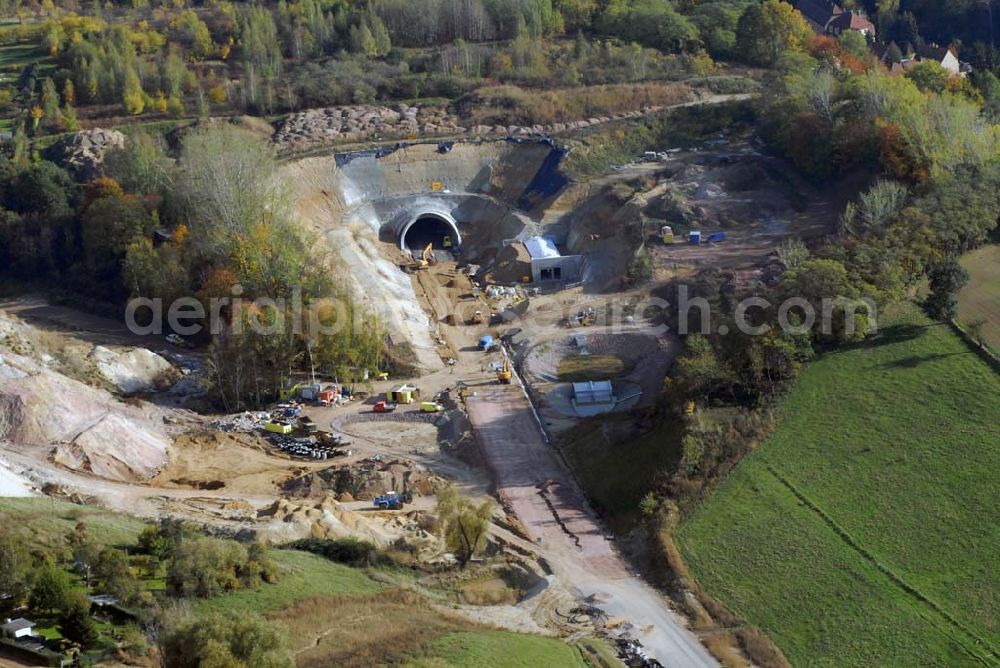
top-left (614, 636), bottom-right (663, 668)
top-left (208, 411), bottom-right (270, 433)
top-left (281, 457), bottom-right (440, 501)
top-left (272, 102), bottom-right (688, 154)
top-left (274, 104), bottom-right (464, 152)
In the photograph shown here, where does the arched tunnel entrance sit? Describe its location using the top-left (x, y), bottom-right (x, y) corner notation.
top-left (399, 212), bottom-right (461, 252)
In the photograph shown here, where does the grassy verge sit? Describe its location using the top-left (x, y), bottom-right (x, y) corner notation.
top-left (676, 304), bottom-right (1000, 667)
top-left (408, 630), bottom-right (590, 667)
top-left (0, 497), bottom-right (146, 548)
top-left (193, 549), bottom-right (388, 616)
top-left (958, 243), bottom-right (1000, 354)
top-left (558, 416), bottom-right (684, 527)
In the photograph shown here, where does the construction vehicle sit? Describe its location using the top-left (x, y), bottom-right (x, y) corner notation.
top-left (297, 416), bottom-right (318, 434)
top-left (422, 242), bottom-right (437, 267)
top-left (264, 420), bottom-right (293, 435)
top-left (420, 401), bottom-right (445, 413)
top-left (278, 383), bottom-right (304, 401)
top-left (372, 491), bottom-right (410, 510)
top-left (373, 400), bottom-right (397, 413)
top-left (496, 353), bottom-right (512, 385)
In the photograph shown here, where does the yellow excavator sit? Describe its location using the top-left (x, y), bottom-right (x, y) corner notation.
top-left (497, 351), bottom-right (512, 384)
top-left (422, 242), bottom-right (437, 267)
top-left (407, 243), bottom-right (437, 271)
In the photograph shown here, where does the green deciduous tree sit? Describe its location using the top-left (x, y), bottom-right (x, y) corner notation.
top-left (59, 590), bottom-right (100, 647)
top-left (735, 0), bottom-right (812, 66)
top-left (906, 60), bottom-right (951, 93)
top-left (29, 563), bottom-right (72, 614)
top-left (0, 530), bottom-right (31, 612)
top-left (161, 611), bottom-right (293, 668)
top-left (166, 537), bottom-right (249, 598)
top-left (925, 258), bottom-right (969, 321)
top-left (437, 484), bottom-right (493, 568)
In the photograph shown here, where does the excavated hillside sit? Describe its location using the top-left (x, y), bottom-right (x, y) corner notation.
top-left (0, 311), bottom-right (195, 483)
top-left (280, 140), bottom-right (665, 370)
top-left (281, 141), bottom-right (562, 372)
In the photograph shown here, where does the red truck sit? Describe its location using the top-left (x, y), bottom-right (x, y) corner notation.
top-left (373, 400), bottom-right (398, 413)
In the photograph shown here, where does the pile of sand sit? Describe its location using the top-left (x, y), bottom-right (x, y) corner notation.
top-left (281, 458), bottom-right (441, 500)
top-left (487, 242), bottom-right (532, 285)
top-left (257, 495), bottom-right (440, 558)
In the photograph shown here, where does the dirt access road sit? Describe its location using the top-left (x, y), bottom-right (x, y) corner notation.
top-left (466, 382), bottom-right (716, 667)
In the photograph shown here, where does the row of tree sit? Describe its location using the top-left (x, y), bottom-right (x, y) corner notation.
top-left (5, 0), bottom-right (758, 123)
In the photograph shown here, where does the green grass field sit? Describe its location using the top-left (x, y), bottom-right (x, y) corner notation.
top-left (193, 549), bottom-right (387, 615)
top-left (676, 305), bottom-right (1000, 667)
top-left (959, 244), bottom-right (1000, 354)
top-left (407, 631), bottom-right (589, 667)
top-left (0, 497), bottom-right (147, 547)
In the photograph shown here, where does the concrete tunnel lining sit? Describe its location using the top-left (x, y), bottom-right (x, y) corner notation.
top-left (398, 211), bottom-right (461, 250)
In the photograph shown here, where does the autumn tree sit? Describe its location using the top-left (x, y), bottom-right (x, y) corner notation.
top-left (123, 65), bottom-right (145, 115)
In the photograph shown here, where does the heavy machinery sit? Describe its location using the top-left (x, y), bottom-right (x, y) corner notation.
top-left (496, 353), bottom-right (512, 385)
top-left (264, 420), bottom-right (293, 435)
top-left (420, 401), bottom-right (445, 413)
top-left (373, 400), bottom-right (397, 413)
top-left (422, 242), bottom-right (437, 267)
top-left (373, 491), bottom-right (405, 510)
top-left (402, 243), bottom-right (436, 272)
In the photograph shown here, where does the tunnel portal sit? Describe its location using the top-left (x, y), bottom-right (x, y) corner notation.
top-left (398, 211), bottom-right (461, 251)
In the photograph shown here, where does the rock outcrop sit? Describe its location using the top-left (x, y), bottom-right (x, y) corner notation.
top-left (89, 345), bottom-right (177, 394)
top-left (46, 128), bottom-right (126, 180)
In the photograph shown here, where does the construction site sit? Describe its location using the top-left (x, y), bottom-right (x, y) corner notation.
top-left (0, 122), bottom-right (845, 667)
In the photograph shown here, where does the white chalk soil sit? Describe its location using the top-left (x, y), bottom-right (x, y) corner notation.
top-left (0, 455), bottom-right (35, 496)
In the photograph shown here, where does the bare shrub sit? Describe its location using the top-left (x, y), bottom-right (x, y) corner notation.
top-left (736, 628), bottom-right (792, 668)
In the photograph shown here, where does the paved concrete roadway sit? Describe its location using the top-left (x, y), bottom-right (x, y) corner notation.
top-left (465, 383), bottom-right (717, 667)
